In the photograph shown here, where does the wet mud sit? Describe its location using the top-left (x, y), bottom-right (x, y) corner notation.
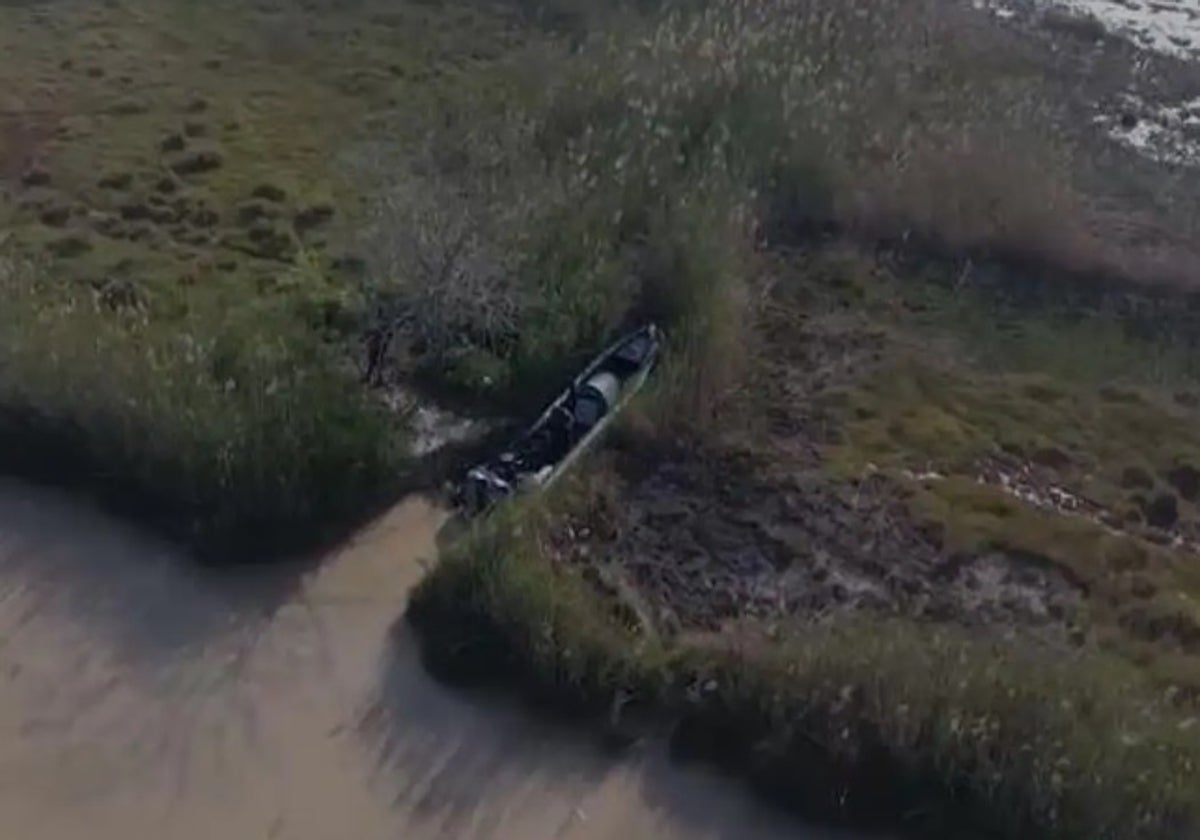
top-left (551, 453), bottom-right (1081, 637)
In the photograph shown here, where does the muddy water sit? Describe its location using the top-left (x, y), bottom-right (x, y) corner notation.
top-left (0, 479), bottom-right (851, 840)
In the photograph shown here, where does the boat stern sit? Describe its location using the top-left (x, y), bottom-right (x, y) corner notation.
top-left (458, 466), bottom-right (514, 515)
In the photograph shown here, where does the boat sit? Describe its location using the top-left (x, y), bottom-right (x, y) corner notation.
top-left (456, 323), bottom-right (663, 516)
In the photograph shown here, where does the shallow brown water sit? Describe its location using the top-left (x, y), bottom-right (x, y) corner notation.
top-left (0, 478), bottom-right (852, 840)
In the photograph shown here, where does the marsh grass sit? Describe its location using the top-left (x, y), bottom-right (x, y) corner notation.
top-left (0, 253), bottom-right (406, 555)
top-left (361, 0), bottom-right (1108, 428)
top-left (395, 1), bottom-right (1200, 836)
top-left (410, 497), bottom-right (1200, 839)
top-left (387, 1), bottom-right (1200, 835)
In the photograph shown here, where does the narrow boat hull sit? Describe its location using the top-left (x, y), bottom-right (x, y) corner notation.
top-left (457, 324), bottom-right (663, 516)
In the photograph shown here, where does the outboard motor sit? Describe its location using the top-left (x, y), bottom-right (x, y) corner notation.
top-left (460, 466), bottom-right (512, 515)
top-left (573, 371), bottom-right (620, 432)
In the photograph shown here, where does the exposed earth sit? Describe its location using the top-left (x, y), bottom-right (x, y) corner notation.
top-left (551, 450), bottom-right (1084, 637)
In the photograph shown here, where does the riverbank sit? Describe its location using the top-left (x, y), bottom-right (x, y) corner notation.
top-left (410, 507), bottom-right (1200, 838)
top-left (0, 0), bottom-right (519, 555)
top-left (0, 252), bottom-right (411, 556)
top-left (5, 0), bottom-right (1200, 836)
top-left (0, 478), bottom-right (847, 840)
top-left (410, 259), bottom-right (1200, 839)
top-left (406, 1), bottom-right (1200, 837)
top-left (408, 249), bottom-right (1200, 838)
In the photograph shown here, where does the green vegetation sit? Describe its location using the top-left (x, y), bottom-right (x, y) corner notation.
top-left (0, 252), bottom-right (405, 553)
top-left (820, 348), bottom-right (1200, 694)
top-left (0, 0), bottom-right (516, 300)
top-left (0, 0), bottom-right (520, 551)
top-left (412, 493), bottom-right (1200, 840)
top-left (405, 2), bottom-right (1200, 838)
top-left (409, 252), bottom-right (1200, 835)
top-left (361, 0), bottom-right (1096, 414)
top-left (5, 0), bottom-right (1200, 834)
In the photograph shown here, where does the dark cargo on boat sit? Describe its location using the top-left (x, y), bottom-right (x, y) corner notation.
top-left (457, 324), bottom-right (663, 515)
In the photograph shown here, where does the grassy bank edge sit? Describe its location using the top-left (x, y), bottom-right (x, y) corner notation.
top-left (0, 401), bottom-right (413, 561)
top-left (407, 501), bottom-right (1200, 840)
top-left (0, 253), bottom-right (414, 560)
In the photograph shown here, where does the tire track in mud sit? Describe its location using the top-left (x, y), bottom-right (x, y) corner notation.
top-left (0, 479), bottom-right (854, 840)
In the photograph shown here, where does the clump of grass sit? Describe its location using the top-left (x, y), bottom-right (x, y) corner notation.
top-left (0, 253), bottom-right (406, 555)
top-left (410, 499), bottom-right (1200, 839)
top-left (689, 620), bottom-right (1200, 838)
top-left (410, 499), bottom-right (670, 701)
top-left (361, 0), bottom-right (1094, 427)
top-left (359, 104), bottom-right (759, 423)
top-left (833, 357), bottom-right (1200, 490)
top-left (532, 0), bottom-right (1087, 256)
